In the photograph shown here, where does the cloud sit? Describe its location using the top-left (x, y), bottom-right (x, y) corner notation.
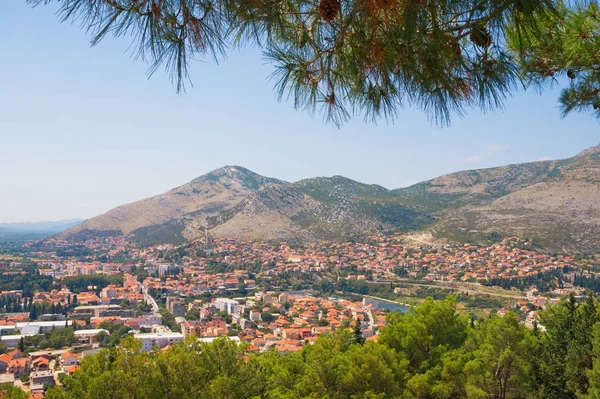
top-left (459, 154), bottom-right (485, 164)
top-left (458, 144), bottom-right (510, 164)
top-left (488, 144), bottom-right (510, 152)
top-left (535, 155), bottom-right (553, 161)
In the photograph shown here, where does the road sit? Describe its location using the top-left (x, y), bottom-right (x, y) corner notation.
top-left (365, 308), bottom-right (376, 329)
top-left (374, 280), bottom-right (525, 300)
top-left (141, 285), bottom-right (159, 313)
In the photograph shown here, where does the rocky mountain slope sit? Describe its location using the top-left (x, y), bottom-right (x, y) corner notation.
top-left (61, 166), bottom-right (432, 244)
top-left (431, 145), bottom-right (600, 251)
top-left (397, 144), bottom-right (600, 251)
top-left (61, 145), bottom-right (600, 251)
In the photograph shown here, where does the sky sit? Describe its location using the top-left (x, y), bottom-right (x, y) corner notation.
top-left (0, 2), bottom-right (598, 223)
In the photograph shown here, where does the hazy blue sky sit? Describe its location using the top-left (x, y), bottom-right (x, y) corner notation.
top-left (1, 2), bottom-right (598, 223)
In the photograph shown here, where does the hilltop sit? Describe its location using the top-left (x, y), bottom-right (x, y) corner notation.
top-left (61, 166), bottom-right (432, 244)
top-left (60, 145), bottom-right (600, 251)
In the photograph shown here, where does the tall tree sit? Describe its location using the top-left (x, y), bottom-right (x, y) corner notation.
top-left (353, 317), bottom-right (365, 345)
top-left (379, 296), bottom-right (468, 373)
top-left (29, 305), bottom-right (37, 321)
top-left (537, 292), bottom-right (583, 399)
top-left (462, 313), bottom-right (537, 399)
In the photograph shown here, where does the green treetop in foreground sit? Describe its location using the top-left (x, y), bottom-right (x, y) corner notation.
top-left (28, 0), bottom-right (599, 125)
top-left (27, 293), bottom-right (600, 399)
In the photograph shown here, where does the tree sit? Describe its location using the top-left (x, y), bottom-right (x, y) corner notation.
top-left (0, 383), bottom-right (28, 399)
top-left (535, 291), bottom-right (600, 399)
top-left (261, 311), bottom-right (275, 323)
top-left (18, 337), bottom-right (24, 353)
top-left (507, 0), bottom-right (600, 119)
top-left (462, 313), bottom-right (537, 399)
top-left (185, 307), bottom-right (200, 321)
top-left (352, 317), bottom-right (365, 345)
top-left (379, 296), bottom-right (468, 373)
top-left (28, 0), bottom-right (564, 126)
top-left (29, 304), bottom-right (38, 321)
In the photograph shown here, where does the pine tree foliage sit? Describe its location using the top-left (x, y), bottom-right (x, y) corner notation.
top-left (40, 294), bottom-right (600, 399)
top-left (28, 0), bottom-right (561, 126)
top-left (507, 0), bottom-right (600, 119)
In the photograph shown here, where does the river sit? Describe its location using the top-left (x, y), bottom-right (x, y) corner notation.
top-left (373, 299), bottom-right (409, 313)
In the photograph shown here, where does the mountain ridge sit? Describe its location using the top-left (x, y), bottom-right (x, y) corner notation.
top-left (60, 145), bottom-right (600, 251)
top-left (0, 219), bottom-right (84, 233)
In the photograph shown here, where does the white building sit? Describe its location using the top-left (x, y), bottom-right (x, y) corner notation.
top-left (1, 335), bottom-right (30, 348)
top-left (195, 336), bottom-right (240, 344)
top-left (0, 325), bottom-right (16, 336)
top-left (100, 286), bottom-right (117, 299)
top-left (214, 298), bottom-right (240, 315)
top-left (74, 329), bottom-right (109, 344)
top-left (134, 332), bottom-right (184, 352)
top-left (249, 310), bottom-right (261, 322)
top-left (16, 321), bottom-right (72, 333)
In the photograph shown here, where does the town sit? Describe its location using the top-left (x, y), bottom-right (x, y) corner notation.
top-left (0, 232), bottom-right (597, 397)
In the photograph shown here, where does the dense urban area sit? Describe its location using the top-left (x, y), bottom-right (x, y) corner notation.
top-left (0, 232), bottom-right (598, 397)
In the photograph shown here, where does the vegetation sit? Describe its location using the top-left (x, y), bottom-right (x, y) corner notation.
top-left (0, 383), bottom-right (28, 399)
top-left (159, 306), bottom-right (182, 332)
top-left (97, 322), bottom-right (132, 348)
top-left (21, 327), bottom-right (76, 353)
top-left (485, 268), bottom-right (568, 291)
top-left (41, 293), bottom-right (600, 398)
top-left (507, 0), bottom-right (600, 119)
top-left (62, 274), bottom-right (124, 294)
top-left (30, 0), bottom-right (598, 126)
top-left (0, 273), bottom-right (53, 298)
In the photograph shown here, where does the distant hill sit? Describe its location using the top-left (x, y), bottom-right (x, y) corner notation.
top-left (60, 145), bottom-right (600, 251)
top-left (0, 219), bottom-right (84, 245)
top-left (0, 219), bottom-right (84, 234)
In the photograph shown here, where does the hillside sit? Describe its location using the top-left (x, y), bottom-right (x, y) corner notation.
top-left (395, 144), bottom-right (600, 251)
top-left (61, 145), bottom-right (600, 251)
top-left (431, 146), bottom-right (600, 251)
top-left (61, 166), bottom-right (432, 244)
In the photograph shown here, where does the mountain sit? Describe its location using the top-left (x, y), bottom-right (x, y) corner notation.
top-left (395, 144), bottom-right (600, 251)
top-left (60, 145), bottom-right (600, 251)
top-left (61, 166), bottom-right (432, 244)
top-left (0, 219), bottom-right (84, 234)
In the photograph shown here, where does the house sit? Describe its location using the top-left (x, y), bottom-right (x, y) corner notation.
top-left (32, 357), bottom-right (50, 371)
top-left (64, 365), bottom-right (80, 375)
top-left (29, 370), bottom-right (55, 393)
top-left (8, 357), bottom-right (30, 376)
top-left (0, 350), bottom-right (23, 373)
top-left (281, 329), bottom-right (301, 340)
top-left (61, 351), bottom-right (79, 367)
top-left (74, 329), bottom-right (109, 344)
top-left (312, 326), bottom-right (332, 335)
top-left (249, 310), bottom-right (261, 322)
